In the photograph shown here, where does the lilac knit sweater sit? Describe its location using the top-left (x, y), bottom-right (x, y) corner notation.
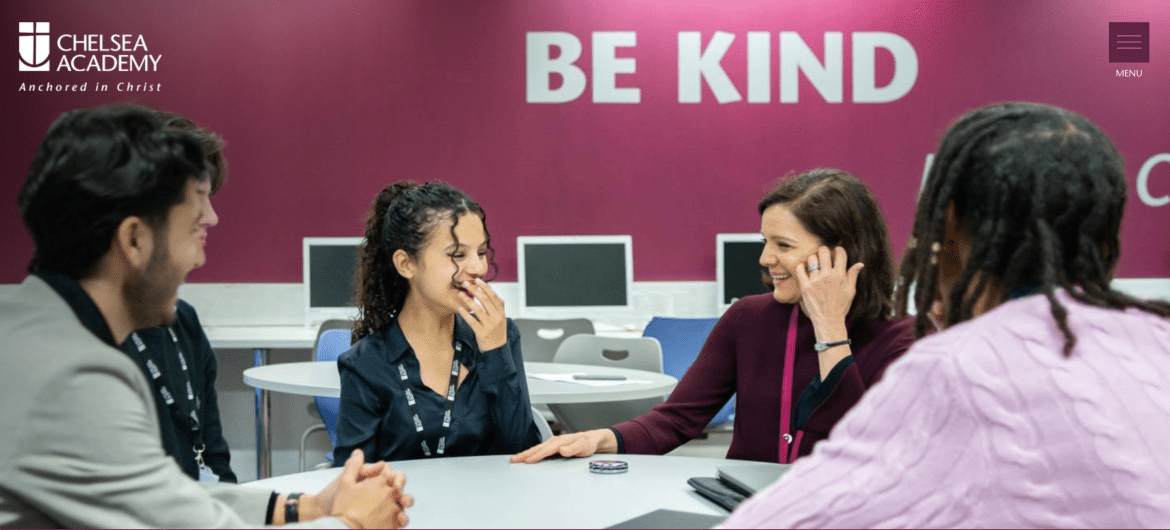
top-left (724, 292), bottom-right (1170, 528)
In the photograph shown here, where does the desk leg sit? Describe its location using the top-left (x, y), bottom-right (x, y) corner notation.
top-left (253, 348), bottom-right (272, 479)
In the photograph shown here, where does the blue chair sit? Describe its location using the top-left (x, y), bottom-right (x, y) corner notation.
top-left (641, 316), bottom-right (734, 427)
top-left (299, 326), bottom-right (352, 471)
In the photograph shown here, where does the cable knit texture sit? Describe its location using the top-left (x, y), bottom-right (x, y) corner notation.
top-left (724, 291), bottom-right (1170, 528)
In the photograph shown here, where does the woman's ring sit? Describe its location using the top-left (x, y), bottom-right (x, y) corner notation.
top-left (807, 264), bottom-right (820, 272)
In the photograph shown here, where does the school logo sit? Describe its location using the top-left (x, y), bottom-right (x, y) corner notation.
top-left (1109, 22), bottom-right (1149, 63)
top-left (18, 22), bottom-right (50, 71)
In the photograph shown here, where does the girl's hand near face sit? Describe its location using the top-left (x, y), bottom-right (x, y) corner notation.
top-left (457, 278), bottom-right (507, 351)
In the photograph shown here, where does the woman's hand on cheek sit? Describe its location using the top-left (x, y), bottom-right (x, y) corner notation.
top-left (795, 246), bottom-right (863, 340)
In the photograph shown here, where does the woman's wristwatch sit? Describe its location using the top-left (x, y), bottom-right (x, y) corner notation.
top-left (814, 339), bottom-right (852, 352)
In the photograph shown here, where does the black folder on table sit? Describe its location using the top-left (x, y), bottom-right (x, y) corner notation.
top-left (716, 464), bottom-right (790, 496)
top-left (687, 463), bottom-right (791, 512)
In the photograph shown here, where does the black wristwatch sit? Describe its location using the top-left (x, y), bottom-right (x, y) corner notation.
top-left (285, 492), bottom-right (303, 523)
top-left (814, 339), bottom-right (852, 352)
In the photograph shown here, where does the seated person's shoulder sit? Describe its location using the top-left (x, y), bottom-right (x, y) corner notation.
top-left (724, 293), bottom-right (783, 323)
top-left (338, 331), bottom-right (385, 367)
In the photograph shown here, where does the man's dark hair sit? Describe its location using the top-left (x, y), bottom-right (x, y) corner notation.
top-left (18, 104), bottom-right (211, 279)
top-left (153, 110), bottom-right (228, 194)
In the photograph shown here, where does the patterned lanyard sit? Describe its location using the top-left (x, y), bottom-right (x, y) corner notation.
top-left (398, 341), bottom-right (462, 457)
top-left (130, 329), bottom-right (205, 457)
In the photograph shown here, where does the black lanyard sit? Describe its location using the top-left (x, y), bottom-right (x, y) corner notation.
top-left (129, 328), bottom-right (205, 460)
top-left (399, 341), bottom-right (462, 457)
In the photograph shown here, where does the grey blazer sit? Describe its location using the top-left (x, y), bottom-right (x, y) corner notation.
top-left (0, 276), bottom-right (345, 528)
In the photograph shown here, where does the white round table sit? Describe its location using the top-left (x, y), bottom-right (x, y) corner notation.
top-left (244, 454), bottom-right (784, 528)
top-left (243, 361), bottom-right (678, 479)
top-left (243, 361), bottom-right (678, 403)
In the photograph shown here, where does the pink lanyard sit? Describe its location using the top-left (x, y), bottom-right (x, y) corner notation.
top-left (778, 304), bottom-right (804, 464)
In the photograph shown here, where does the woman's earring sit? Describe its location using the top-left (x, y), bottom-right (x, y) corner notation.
top-left (929, 242), bottom-right (941, 265)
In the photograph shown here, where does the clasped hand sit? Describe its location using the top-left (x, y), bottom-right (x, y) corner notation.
top-left (316, 449), bottom-right (415, 528)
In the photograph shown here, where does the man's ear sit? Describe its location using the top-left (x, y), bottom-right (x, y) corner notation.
top-left (113, 216), bottom-right (155, 271)
top-left (392, 249), bottom-right (415, 280)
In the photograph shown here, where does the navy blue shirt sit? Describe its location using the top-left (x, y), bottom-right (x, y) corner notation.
top-left (118, 300), bottom-right (236, 483)
top-left (333, 316), bottom-right (539, 462)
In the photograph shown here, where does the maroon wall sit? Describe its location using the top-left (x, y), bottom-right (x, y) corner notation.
top-left (2, 1), bottom-right (1167, 283)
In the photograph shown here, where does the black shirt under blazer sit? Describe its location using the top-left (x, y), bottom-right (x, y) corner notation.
top-left (118, 300), bottom-right (237, 482)
top-left (333, 316), bottom-right (540, 463)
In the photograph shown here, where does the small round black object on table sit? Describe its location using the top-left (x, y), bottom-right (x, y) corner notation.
top-left (589, 459), bottom-right (629, 474)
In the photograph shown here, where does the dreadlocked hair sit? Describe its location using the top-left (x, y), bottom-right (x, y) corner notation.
top-left (352, 181), bottom-right (497, 342)
top-left (894, 102), bottom-right (1170, 355)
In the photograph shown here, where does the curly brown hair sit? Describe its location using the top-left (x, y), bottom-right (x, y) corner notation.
top-left (352, 181), bottom-right (497, 342)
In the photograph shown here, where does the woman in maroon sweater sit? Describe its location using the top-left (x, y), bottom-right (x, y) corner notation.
top-left (513, 169), bottom-right (915, 464)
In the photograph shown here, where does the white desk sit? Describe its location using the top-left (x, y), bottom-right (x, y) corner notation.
top-left (205, 326), bottom-right (318, 350)
top-left (204, 325), bottom-right (319, 480)
top-left (242, 361), bottom-right (677, 478)
top-left (246, 454), bottom-right (781, 528)
top-left (205, 323), bottom-right (638, 479)
top-left (244, 361), bottom-right (677, 402)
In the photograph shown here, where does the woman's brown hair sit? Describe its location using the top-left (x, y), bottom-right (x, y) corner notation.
top-left (759, 168), bottom-right (896, 321)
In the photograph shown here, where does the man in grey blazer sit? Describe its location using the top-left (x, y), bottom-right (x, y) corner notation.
top-left (0, 104), bottom-right (413, 528)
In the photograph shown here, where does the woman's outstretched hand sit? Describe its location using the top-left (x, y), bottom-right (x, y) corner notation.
top-left (509, 429), bottom-right (618, 464)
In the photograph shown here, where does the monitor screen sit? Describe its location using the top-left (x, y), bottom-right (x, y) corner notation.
top-left (717, 234), bottom-right (770, 311)
top-left (517, 235), bottom-right (633, 317)
top-left (303, 237), bottom-right (363, 326)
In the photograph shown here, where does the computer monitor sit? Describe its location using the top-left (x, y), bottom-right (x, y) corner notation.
top-left (517, 235), bottom-right (633, 318)
top-left (303, 237), bottom-right (363, 327)
top-left (717, 233), bottom-right (770, 312)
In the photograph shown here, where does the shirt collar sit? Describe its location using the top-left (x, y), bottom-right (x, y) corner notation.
top-left (379, 314), bottom-right (480, 365)
top-left (34, 270), bottom-right (118, 348)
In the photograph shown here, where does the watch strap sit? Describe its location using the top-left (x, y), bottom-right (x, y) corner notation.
top-left (285, 492), bottom-right (303, 523)
top-left (814, 338), bottom-right (852, 352)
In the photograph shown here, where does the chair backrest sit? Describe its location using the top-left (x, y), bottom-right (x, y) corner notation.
top-left (314, 326), bottom-right (353, 448)
top-left (532, 406), bottom-right (554, 442)
top-left (514, 318), bottom-right (595, 363)
top-left (548, 335), bottom-right (665, 432)
top-left (312, 319), bottom-right (353, 360)
top-left (552, 334), bottom-right (663, 372)
top-left (641, 316), bottom-right (734, 426)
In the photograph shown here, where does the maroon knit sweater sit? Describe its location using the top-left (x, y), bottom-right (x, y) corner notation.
top-left (613, 293), bottom-right (915, 462)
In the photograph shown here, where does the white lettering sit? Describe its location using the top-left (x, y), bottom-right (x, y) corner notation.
top-left (526, 32), bottom-right (587, 103)
top-left (592, 31), bottom-right (640, 103)
top-left (678, 31), bottom-right (740, 104)
top-left (18, 82), bottom-right (88, 91)
top-left (56, 34), bottom-right (74, 52)
top-left (853, 32), bottom-right (918, 103)
top-left (746, 32), bottom-right (770, 103)
top-left (780, 31), bottom-right (843, 103)
top-left (1115, 69), bottom-right (1143, 77)
top-left (1137, 153), bottom-right (1170, 207)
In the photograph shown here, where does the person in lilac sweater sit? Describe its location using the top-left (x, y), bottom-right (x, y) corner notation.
top-left (513, 169), bottom-right (915, 465)
top-left (726, 102), bottom-right (1170, 527)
